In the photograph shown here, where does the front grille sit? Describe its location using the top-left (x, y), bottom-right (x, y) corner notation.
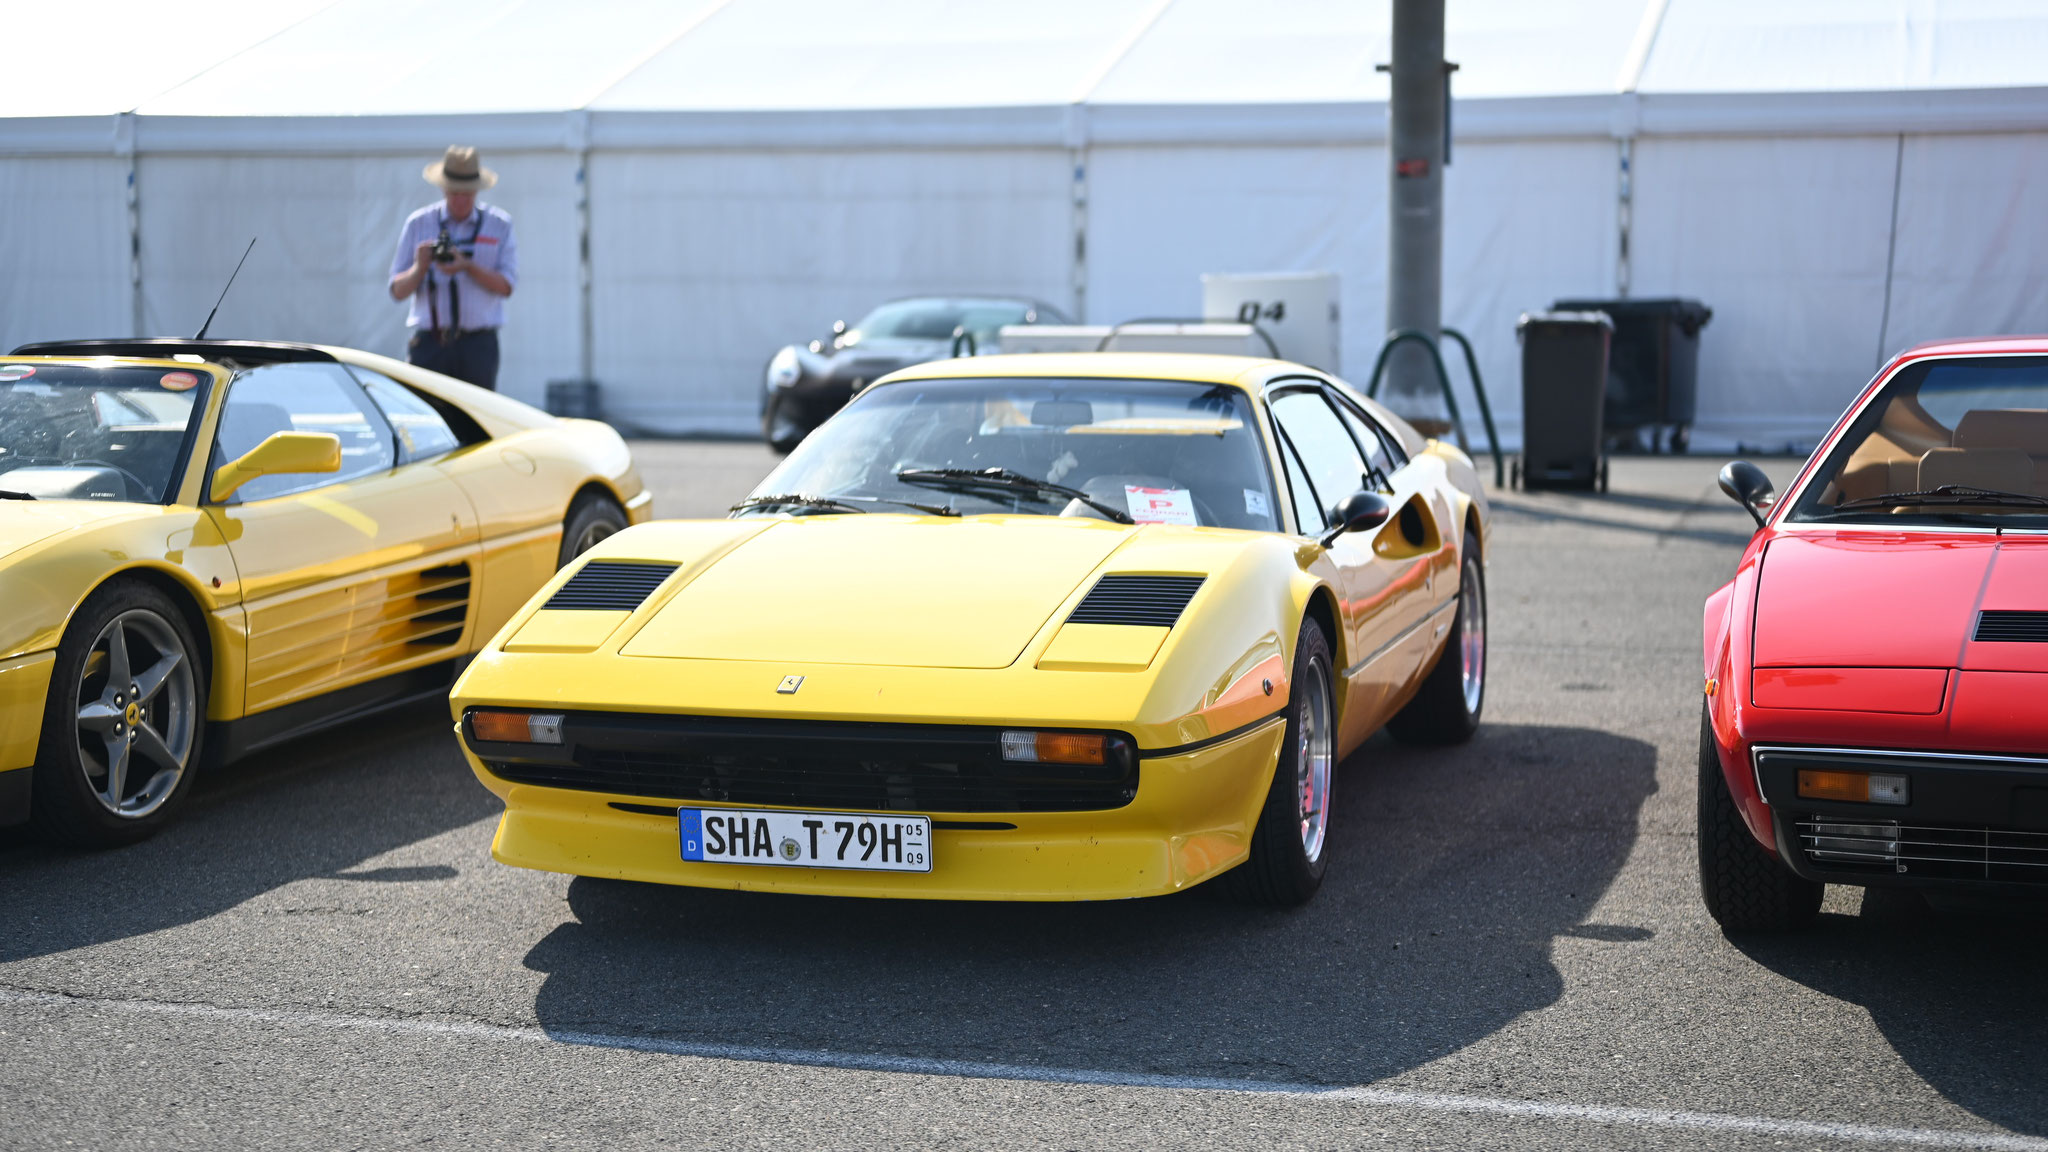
top-left (545, 561), bottom-right (678, 611)
top-left (1067, 575), bottom-right (1205, 627)
top-left (480, 713), bottom-right (1137, 813)
top-left (1796, 816), bottom-right (2048, 883)
top-left (1975, 610), bottom-right (2048, 643)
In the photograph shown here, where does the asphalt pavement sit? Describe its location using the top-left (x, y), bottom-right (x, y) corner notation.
top-left (3, 445), bottom-right (2045, 1151)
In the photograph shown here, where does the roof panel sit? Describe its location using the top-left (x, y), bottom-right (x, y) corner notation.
top-left (590, 0), bottom-right (1168, 110)
top-left (1640, 0), bottom-right (2048, 93)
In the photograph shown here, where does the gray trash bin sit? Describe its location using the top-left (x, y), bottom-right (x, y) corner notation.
top-left (1552, 296), bottom-right (1711, 453)
top-left (1515, 311), bottom-right (1612, 492)
top-left (545, 379), bottom-right (602, 420)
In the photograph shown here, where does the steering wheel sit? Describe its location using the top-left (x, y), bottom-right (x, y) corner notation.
top-left (65, 458), bottom-right (152, 498)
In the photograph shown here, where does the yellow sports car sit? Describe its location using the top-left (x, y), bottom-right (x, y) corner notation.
top-left (453, 353), bottom-right (1487, 905)
top-left (0, 339), bottom-right (650, 847)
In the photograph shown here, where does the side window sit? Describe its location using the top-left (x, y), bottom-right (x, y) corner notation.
top-left (1270, 389), bottom-right (1369, 526)
top-left (352, 368), bottom-right (460, 463)
top-left (212, 362), bottom-right (394, 503)
top-left (1277, 435), bottom-right (1324, 533)
top-left (1331, 395), bottom-right (1401, 488)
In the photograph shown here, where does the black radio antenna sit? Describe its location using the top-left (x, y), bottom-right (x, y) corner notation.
top-left (194, 237), bottom-right (258, 340)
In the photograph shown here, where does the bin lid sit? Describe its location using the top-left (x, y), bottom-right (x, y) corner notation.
top-left (1553, 297), bottom-right (1713, 330)
top-left (1517, 310), bottom-right (1614, 338)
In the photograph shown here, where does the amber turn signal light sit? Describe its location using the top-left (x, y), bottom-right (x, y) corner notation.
top-left (1000, 731), bottom-right (1107, 765)
top-left (1797, 769), bottom-right (1908, 805)
top-left (470, 709), bottom-right (565, 745)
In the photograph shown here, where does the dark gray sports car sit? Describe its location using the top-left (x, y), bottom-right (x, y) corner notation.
top-left (760, 296), bottom-right (1069, 451)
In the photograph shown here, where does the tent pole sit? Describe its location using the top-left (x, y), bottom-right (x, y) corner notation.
top-left (117, 113), bottom-right (142, 337)
top-left (1383, 0), bottom-right (1447, 426)
top-left (1069, 147), bottom-right (1088, 323)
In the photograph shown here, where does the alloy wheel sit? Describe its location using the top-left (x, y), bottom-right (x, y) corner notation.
top-left (1459, 551), bottom-right (1486, 715)
top-left (1296, 655), bottom-right (1335, 863)
top-left (72, 609), bottom-right (196, 819)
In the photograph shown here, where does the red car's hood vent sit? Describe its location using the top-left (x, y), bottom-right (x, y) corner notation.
top-left (1976, 611), bottom-right (2048, 643)
top-left (1067, 575), bottom-right (1205, 627)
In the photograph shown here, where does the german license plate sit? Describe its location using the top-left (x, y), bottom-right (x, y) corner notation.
top-left (679, 807), bottom-right (932, 873)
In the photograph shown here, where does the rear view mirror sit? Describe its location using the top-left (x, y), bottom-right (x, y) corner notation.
top-left (1320, 490), bottom-right (1393, 547)
top-left (1718, 460), bottom-right (1775, 528)
top-left (210, 431), bottom-right (342, 502)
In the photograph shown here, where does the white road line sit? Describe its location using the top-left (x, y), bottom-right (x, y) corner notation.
top-left (3, 987), bottom-right (2042, 1150)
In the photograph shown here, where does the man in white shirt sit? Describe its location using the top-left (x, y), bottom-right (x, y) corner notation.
top-left (388, 146), bottom-right (519, 390)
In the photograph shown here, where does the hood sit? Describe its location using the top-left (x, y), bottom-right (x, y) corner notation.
top-left (1753, 532), bottom-right (2046, 668)
top-left (621, 515), bottom-right (1136, 668)
top-left (0, 500), bottom-right (145, 564)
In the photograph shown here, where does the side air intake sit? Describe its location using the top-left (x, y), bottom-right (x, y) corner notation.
top-left (1976, 611), bottom-right (2048, 643)
top-left (544, 561), bottom-right (679, 611)
top-left (1067, 575), bottom-right (1205, 628)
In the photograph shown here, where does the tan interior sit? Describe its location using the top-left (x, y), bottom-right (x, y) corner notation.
top-left (1826, 404), bottom-right (2048, 503)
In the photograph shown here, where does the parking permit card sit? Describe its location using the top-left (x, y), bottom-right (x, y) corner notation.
top-left (1244, 489), bottom-right (1270, 518)
top-left (1125, 485), bottom-right (1198, 525)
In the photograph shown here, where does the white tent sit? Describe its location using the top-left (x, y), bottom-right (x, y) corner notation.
top-left (4, 0), bottom-right (2046, 450)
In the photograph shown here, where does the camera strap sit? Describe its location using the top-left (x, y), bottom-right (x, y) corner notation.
top-left (427, 205), bottom-right (491, 341)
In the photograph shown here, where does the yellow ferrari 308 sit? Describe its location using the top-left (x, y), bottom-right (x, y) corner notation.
top-left (453, 353), bottom-right (1487, 906)
top-left (0, 339), bottom-right (650, 846)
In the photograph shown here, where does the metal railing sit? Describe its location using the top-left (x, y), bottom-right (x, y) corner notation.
top-left (1364, 327), bottom-right (1504, 488)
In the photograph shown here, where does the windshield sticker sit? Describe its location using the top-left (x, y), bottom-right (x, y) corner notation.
top-left (159, 371), bottom-right (200, 392)
top-left (1125, 485), bottom-right (1199, 526)
top-left (1243, 489), bottom-right (1271, 518)
top-left (0, 365), bottom-right (35, 382)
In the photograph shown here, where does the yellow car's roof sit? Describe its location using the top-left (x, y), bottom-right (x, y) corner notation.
top-left (878, 352), bottom-right (1291, 391)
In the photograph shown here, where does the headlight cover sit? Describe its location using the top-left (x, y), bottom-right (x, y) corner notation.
top-left (766, 346), bottom-right (803, 390)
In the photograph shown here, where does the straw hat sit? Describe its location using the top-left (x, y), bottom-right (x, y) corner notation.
top-left (424, 145), bottom-right (497, 191)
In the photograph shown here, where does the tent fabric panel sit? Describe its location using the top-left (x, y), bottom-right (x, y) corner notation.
top-left (590, 0), bottom-right (1169, 112)
top-left (1084, 143), bottom-right (1384, 372)
top-left (1640, 0), bottom-right (2048, 95)
top-left (1440, 137), bottom-right (1621, 451)
top-left (140, 0), bottom-right (730, 117)
top-left (1629, 135), bottom-right (1900, 450)
top-left (587, 147), bottom-right (1072, 435)
top-left (134, 152), bottom-right (580, 406)
top-left (1881, 132), bottom-right (2048, 359)
top-left (0, 158), bottom-right (132, 353)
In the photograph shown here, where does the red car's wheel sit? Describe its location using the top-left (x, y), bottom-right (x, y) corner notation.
top-left (1697, 701), bottom-right (1821, 932)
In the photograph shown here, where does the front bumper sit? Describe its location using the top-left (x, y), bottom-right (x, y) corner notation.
top-left (458, 712), bottom-right (1285, 901)
top-left (1756, 744), bottom-right (2048, 888)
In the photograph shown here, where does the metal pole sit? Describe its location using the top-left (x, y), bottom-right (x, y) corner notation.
top-left (1384, 0), bottom-right (1446, 424)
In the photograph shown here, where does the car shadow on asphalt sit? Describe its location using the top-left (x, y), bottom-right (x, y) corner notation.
top-left (1731, 889), bottom-right (2048, 1136)
top-left (0, 699), bottom-right (494, 964)
top-left (523, 722), bottom-right (1658, 1087)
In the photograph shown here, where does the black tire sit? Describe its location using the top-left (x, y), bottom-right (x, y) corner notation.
top-left (558, 494), bottom-right (629, 568)
top-left (1388, 528), bottom-right (1485, 746)
top-left (31, 580), bottom-right (207, 848)
top-left (1697, 700), bottom-right (1822, 932)
top-left (1218, 618), bottom-right (1335, 907)
top-left (761, 393), bottom-right (806, 455)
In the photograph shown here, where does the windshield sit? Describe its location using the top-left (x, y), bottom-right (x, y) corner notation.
top-left (742, 376), bottom-right (1281, 531)
top-left (1789, 355), bottom-right (2048, 527)
top-left (849, 299), bottom-right (1046, 345)
top-left (0, 362), bottom-right (211, 503)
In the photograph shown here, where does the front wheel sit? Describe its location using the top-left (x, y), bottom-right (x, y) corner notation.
top-left (1219, 618), bottom-right (1335, 907)
top-left (1697, 701), bottom-right (1821, 932)
top-left (31, 581), bottom-right (207, 848)
top-left (559, 495), bottom-right (628, 568)
top-left (1388, 528), bottom-right (1485, 745)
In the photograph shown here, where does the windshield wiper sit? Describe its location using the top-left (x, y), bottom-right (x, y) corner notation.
top-left (730, 492), bottom-right (959, 517)
top-left (895, 467), bottom-right (1135, 524)
top-left (1825, 485), bottom-right (2048, 514)
top-left (0, 489), bottom-right (35, 501)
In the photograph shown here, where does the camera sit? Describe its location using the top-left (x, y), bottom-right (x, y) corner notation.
top-left (432, 226), bottom-right (458, 265)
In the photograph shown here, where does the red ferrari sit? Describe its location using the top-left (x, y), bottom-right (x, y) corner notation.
top-left (1701, 337), bottom-right (2048, 931)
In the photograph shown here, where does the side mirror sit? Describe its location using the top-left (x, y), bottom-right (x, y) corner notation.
top-left (1718, 460), bottom-right (1775, 528)
top-left (210, 431), bottom-right (343, 502)
top-left (1319, 490), bottom-right (1393, 547)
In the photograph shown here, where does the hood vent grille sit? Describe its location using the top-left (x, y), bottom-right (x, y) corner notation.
top-left (1975, 610), bottom-right (2048, 644)
top-left (545, 561), bottom-right (678, 611)
top-left (1067, 575), bottom-right (1205, 628)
